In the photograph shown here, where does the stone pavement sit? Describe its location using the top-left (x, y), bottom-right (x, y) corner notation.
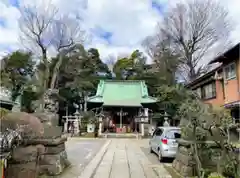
top-left (79, 139), bottom-right (172, 178)
top-left (59, 138), bottom-right (106, 178)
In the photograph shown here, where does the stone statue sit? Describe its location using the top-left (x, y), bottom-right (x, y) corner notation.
top-left (34, 89), bottom-right (59, 127)
top-left (43, 89), bottom-right (59, 113)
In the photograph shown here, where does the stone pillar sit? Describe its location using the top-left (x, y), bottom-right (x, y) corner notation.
top-left (74, 110), bottom-right (80, 135)
top-left (64, 118), bottom-right (68, 133)
top-left (141, 122), bottom-right (144, 137)
top-left (74, 118), bottom-right (80, 135)
top-left (144, 108), bottom-right (148, 119)
top-left (98, 122), bottom-right (102, 135)
top-left (141, 108), bottom-right (148, 137)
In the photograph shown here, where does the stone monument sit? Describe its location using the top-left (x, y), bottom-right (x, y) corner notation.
top-left (33, 89), bottom-right (70, 176)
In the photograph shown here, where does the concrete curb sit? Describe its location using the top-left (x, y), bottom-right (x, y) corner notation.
top-left (78, 140), bottom-right (111, 178)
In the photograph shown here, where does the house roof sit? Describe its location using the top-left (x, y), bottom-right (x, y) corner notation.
top-left (185, 65), bottom-right (222, 89)
top-left (87, 80), bottom-right (157, 107)
top-left (224, 100), bottom-right (240, 108)
top-left (209, 43), bottom-right (240, 64)
top-left (186, 42), bottom-right (240, 89)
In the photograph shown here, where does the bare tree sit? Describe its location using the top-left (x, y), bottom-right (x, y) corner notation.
top-left (49, 16), bottom-right (86, 89)
top-left (142, 35), bottom-right (158, 59)
top-left (18, 2), bottom-right (86, 110)
top-left (19, 3), bottom-right (58, 110)
top-left (143, 35), bottom-right (181, 84)
top-left (153, 0), bottom-right (233, 81)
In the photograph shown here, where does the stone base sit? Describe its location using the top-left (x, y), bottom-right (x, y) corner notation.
top-left (173, 159), bottom-right (195, 177)
top-left (44, 143), bottom-right (65, 154)
top-left (11, 145), bottom-right (45, 163)
top-left (39, 150), bottom-right (70, 176)
top-left (37, 135), bottom-right (69, 176)
top-left (6, 162), bottom-right (37, 178)
top-left (173, 144), bottom-right (196, 177)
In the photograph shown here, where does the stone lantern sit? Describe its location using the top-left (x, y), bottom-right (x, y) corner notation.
top-left (97, 114), bottom-right (104, 136)
top-left (163, 112), bottom-right (170, 127)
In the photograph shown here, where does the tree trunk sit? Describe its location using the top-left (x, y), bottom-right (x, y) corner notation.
top-left (39, 51), bottom-right (49, 112)
top-left (50, 55), bottom-right (63, 89)
top-left (192, 125), bottom-right (202, 177)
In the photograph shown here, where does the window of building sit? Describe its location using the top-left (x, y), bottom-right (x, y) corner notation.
top-left (195, 87), bottom-right (202, 98)
top-left (224, 63), bottom-right (236, 80)
top-left (202, 82), bottom-right (216, 99)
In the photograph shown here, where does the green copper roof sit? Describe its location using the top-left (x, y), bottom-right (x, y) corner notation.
top-left (87, 80), bottom-right (157, 107)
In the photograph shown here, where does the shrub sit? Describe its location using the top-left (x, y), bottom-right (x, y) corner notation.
top-left (177, 98), bottom-right (239, 177)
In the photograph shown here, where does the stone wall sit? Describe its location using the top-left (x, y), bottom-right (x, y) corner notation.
top-left (172, 144), bottom-right (195, 177)
top-left (6, 145), bottom-right (45, 178)
top-left (172, 139), bottom-right (222, 177)
top-left (38, 137), bottom-right (70, 176)
top-left (6, 137), bottom-right (69, 178)
top-left (28, 126), bottom-right (70, 176)
top-left (1, 112), bottom-right (70, 178)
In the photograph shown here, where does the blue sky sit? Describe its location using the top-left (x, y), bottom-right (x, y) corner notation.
top-left (0, 18), bottom-right (6, 27)
top-left (8, 0), bottom-right (20, 7)
top-left (0, 0), bottom-right (240, 61)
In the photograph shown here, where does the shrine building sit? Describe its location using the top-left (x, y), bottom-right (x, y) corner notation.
top-left (87, 80), bottom-right (157, 136)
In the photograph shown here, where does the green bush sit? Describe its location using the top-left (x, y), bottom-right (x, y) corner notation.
top-left (81, 111), bottom-right (97, 124)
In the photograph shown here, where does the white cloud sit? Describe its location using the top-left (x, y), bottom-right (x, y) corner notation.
top-left (222, 0), bottom-right (240, 44)
top-left (0, 1), bottom-right (20, 56)
top-left (0, 0), bottom-right (239, 62)
top-left (0, 0), bottom-right (162, 60)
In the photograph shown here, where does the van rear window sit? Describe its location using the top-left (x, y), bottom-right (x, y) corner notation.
top-left (166, 130), bottom-right (181, 139)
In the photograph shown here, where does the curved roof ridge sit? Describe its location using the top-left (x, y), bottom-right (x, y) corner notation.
top-left (88, 80), bottom-right (157, 106)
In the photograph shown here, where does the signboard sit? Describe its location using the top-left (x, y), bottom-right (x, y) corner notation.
top-left (135, 116), bottom-right (149, 123)
top-left (135, 118), bottom-right (140, 122)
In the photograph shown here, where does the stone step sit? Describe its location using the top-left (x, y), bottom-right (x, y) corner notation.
top-left (99, 133), bottom-right (140, 139)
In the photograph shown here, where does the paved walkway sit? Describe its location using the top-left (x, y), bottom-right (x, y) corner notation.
top-left (60, 138), bottom-right (106, 178)
top-left (79, 139), bottom-right (171, 178)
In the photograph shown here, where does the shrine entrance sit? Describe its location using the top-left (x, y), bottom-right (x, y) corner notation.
top-left (102, 107), bottom-right (140, 133)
